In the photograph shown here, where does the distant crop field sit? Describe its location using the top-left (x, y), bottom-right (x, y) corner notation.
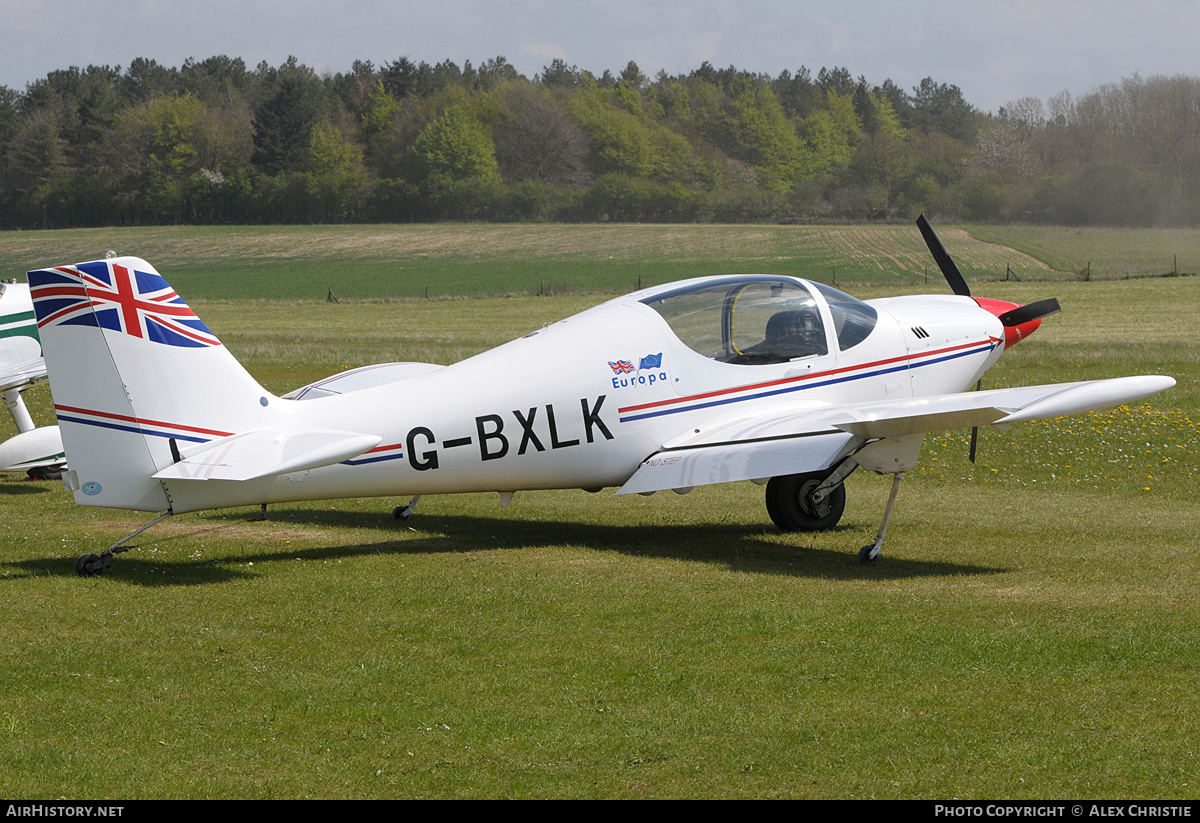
top-left (0, 223), bottom-right (1085, 300)
top-left (967, 225), bottom-right (1200, 278)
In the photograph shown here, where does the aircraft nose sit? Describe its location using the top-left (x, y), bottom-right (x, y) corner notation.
top-left (973, 297), bottom-right (1041, 348)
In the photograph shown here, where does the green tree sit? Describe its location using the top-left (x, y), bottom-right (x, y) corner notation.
top-left (358, 80), bottom-right (401, 139)
top-left (413, 104), bottom-right (500, 184)
top-left (180, 55), bottom-right (250, 107)
top-left (475, 56), bottom-right (521, 91)
top-left (109, 92), bottom-right (252, 221)
top-left (123, 58), bottom-right (181, 101)
top-left (910, 77), bottom-right (978, 141)
top-left (801, 92), bottom-right (862, 178)
top-left (570, 85), bottom-right (695, 184)
top-left (21, 64), bottom-right (123, 164)
top-left (493, 83), bottom-right (591, 187)
top-left (5, 108), bottom-right (70, 197)
top-left (251, 58), bottom-right (322, 174)
top-left (721, 77), bottom-right (809, 191)
top-left (308, 122), bottom-right (364, 175)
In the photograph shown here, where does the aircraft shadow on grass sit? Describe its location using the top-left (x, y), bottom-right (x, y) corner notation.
top-left (0, 506), bottom-right (1008, 586)
top-left (0, 478), bottom-right (59, 496)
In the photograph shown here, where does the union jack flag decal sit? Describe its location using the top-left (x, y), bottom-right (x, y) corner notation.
top-left (608, 359), bottom-right (634, 374)
top-left (28, 261), bottom-right (221, 348)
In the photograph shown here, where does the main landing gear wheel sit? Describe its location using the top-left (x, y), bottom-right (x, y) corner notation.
top-left (765, 471), bottom-right (846, 532)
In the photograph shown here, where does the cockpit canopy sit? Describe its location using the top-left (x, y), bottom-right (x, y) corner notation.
top-left (641, 276), bottom-right (878, 365)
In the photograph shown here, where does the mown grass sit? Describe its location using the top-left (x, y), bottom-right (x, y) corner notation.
top-left (0, 227), bottom-right (1197, 798)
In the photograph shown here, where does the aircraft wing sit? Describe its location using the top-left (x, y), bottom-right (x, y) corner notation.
top-left (0, 357), bottom-right (47, 394)
top-left (152, 426), bottom-right (382, 482)
top-left (616, 375), bottom-right (1175, 495)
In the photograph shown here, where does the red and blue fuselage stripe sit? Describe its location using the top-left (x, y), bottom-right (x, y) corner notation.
top-left (617, 338), bottom-right (997, 423)
top-left (54, 404), bottom-right (405, 464)
top-left (53, 404), bottom-right (233, 444)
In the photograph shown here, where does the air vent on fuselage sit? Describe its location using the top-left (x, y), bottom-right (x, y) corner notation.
top-left (911, 326), bottom-right (930, 339)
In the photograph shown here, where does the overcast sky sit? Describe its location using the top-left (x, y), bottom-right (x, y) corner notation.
top-left (4, 0), bottom-right (1200, 113)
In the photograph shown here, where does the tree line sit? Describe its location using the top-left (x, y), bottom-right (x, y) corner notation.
top-left (1, 54), bottom-right (1197, 228)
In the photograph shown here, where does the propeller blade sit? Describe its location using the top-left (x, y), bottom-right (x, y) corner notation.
top-left (997, 298), bottom-right (1061, 327)
top-left (916, 214), bottom-right (971, 297)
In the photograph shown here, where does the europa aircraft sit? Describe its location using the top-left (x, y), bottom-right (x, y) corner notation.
top-left (0, 277), bottom-right (65, 477)
top-left (27, 219), bottom-right (1173, 576)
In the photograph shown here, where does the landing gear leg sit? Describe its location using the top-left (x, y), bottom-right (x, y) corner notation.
top-left (860, 472), bottom-right (904, 564)
top-left (392, 495), bottom-right (421, 521)
top-left (76, 512), bottom-right (173, 577)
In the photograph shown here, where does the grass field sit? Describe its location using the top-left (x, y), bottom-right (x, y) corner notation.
top-left (0, 225), bottom-right (1197, 799)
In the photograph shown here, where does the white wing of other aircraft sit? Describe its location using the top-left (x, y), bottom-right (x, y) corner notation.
top-left (0, 278), bottom-right (65, 477)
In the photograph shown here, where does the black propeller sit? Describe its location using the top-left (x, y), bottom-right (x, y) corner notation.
top-left (915, 215), bottom-right (1062, 464)
top-left (997, 298), bottom-right (1061, 327)
top-left (916, 213), bottom-right (971, 297)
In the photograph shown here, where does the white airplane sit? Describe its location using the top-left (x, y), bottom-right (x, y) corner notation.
top-left (0, 277), bottom-right (65, 477)
top-left (28, 218), bottom-right (1173, 576)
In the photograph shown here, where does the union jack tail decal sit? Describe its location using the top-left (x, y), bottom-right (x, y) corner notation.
top-left (28, 260), bottom-right (221, 348)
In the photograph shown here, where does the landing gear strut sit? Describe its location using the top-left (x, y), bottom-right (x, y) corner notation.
top-left (75, 512), bottom-right (172, 577)
top-left (768, 435), bottom-right (923, 563)
top-left (859, 472), bottom-right (905, 564)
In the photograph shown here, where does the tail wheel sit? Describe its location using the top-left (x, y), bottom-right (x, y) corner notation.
top-left (766, 471), bottom-right (846, 532)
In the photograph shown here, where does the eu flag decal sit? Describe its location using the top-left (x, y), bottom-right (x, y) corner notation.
top-left (638, 352), bottom-right (663, 370)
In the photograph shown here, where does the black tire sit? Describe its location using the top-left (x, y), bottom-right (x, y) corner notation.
top-left (765, 472), bottom-right (846, 532)
top-left (76, 553), bottom-right (101, 577)
top-left (26, 465), bottom-right (65, 481)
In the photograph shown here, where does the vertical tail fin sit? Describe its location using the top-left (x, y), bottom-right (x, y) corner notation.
top-left (28, 257), bottom-right (276, 510)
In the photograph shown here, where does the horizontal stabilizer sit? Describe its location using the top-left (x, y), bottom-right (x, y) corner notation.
top-left (153, 426), bottom-right (382, 482)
